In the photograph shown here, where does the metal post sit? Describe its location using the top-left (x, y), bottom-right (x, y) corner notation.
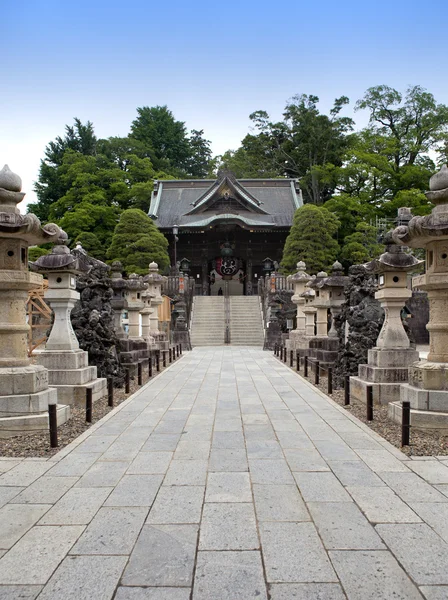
top-left (125, 369), bottom-right (130, 393)
top-left (163, 351), bottom-right (167, 368)
top-left (138, 362), bottom-right (142, 386)
top-left (366, 385), bottom-right (373, 421)
top-left (177, 344), bottom-right (180, 358)
top-left (107, 378), bottom-right (114, 407)
top-left (283, 347), bottom-right (287, 363)
top-left (402, 401), bottom-right (411, 446)
top-left (148, 356), bottom-right (153, 378)
top-left (296, 351), bottom-right (300, 372)
top-left (304, 356), bottom-right (308, 377)
top-left (290, 350), bottom-right (293, 367)
top-left (344, 375), bottom-right (350, 405)
top-left (180, 343), bottom-right (183, 355)
top-left (156, 352), bottom-right (160, 372)
top-left (327, 367), bottom-right (333, 395)
top-left (274, 344), bottom-right (277, 356)
top-left (315, 360), bottom-right (320, 385)
top-left (48, 403), bottom-right (58, 448)
top-left (86, 387), bottom-right (93, 423)
top-left (169, 348), bottom-right (172, 363)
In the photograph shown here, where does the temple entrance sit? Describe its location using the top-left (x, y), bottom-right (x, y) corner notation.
top-left (210, 255), bottom-right (245, 296)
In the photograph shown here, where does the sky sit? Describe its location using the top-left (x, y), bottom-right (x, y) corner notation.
top-left (1, 0), bottom-right (447, 211)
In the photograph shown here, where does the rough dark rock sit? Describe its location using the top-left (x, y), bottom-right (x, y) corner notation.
top-left (333, 264), bottom-right (384, 387)
top-left (70, 251), bottom-right (125, 384)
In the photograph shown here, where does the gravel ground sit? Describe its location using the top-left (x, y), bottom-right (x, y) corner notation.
top-left (0, 364), bottom-right (168, 459)
top-left (289, 360), bottom-right (448, 457)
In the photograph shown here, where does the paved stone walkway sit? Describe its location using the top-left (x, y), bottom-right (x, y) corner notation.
top-left (1, 348), bottom-right (448, 599)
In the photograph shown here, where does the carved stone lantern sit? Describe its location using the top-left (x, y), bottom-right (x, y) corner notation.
top-left (390, 165), bottom-right (448, 426)
top-left (301, 279), bottom-right (316, 344)
top-left (125, 273), bottom-right (147, 341)
top-left (286, 261), bottom-right (312, 353)
top-left (351, 215), bottom-right (421, 406)
top-left (322, 261), bottom-right (349, 338)
top-left (0, 165), bottom-right (69, 436)
top-left (31, 235), bottom-right (107, 405)
top-left (144, 262), bottom-right (167, 342)
top-left (309, 271), bottom-right (329, 337)
top-left (109, 261), bottom-right (129, 339)
top-left (140, 287), bottom-right (155, 344)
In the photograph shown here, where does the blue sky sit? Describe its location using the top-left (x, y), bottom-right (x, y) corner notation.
top-left (1, 0), bottom-right (447, 209)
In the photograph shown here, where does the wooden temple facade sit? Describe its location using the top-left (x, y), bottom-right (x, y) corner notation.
top-left (149, 172), bottom-right (302, 295)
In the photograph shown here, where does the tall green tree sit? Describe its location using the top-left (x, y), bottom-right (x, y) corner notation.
top-left (340, 222), bottom-right (384, 267)
top-left (107, 209), bottom-right (169, 275)
top-left (281, 205), bottom-right (340, 274)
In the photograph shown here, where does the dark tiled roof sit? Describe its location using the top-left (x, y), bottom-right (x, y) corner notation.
top-left (149, 176), bottom-right (302, 229)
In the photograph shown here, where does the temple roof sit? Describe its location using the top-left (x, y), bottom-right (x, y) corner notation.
top-left (148, 174), bottom-right (302, 230)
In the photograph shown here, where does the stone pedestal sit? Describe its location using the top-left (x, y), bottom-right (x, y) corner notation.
top-left (32, 238), bottom-right (107, 407)
top-left (0, 165), bottom-right (69, 437)
top-left (351, 212), bottom-right (422, 406)
top-left (300, 283), bottom-right (316, 358)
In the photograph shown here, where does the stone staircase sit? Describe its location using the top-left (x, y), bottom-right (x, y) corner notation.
top-left (190, 296), bottom-right (225, 346)
top-left (229, 296), bottom-right (264, 346)
top-left (190, 296), bottom-right (265, 347)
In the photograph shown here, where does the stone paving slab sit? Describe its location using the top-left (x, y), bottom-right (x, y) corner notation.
top-left (2, 347), bottom-right (448, 599)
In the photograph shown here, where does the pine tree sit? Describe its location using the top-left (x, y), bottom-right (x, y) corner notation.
top-left (281, 204), bottom-right (340, 274)
top-left (107, 209), bottom-right (169, 275)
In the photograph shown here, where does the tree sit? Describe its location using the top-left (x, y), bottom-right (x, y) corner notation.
top-left (130, 105), bottom-right (191, 173)
top-left (30, 119), bottom-right (97, 221)
top-left (281, 205), bottom-right (340, 274)
top-left (340, 223), bottom-right (383, 267)
top-left (74, 232), bottom-right (107, 261)
top-left (185, 130), bottom-right (213, 178)
top-left (107, 209), bottom-right (169, 275)
top-left (28, 247), bottom-right (50, 262)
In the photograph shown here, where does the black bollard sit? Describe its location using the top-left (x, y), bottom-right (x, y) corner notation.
top-left (180, 343), bottom-right (183, 355)
top-left (138, 362), bottom-right (143, 385)
top-left (315, 360), bottom-right (320, 385)
top-left (125, 369), bottom-right (130, 393)
top-left (283, 347), bottom-right (287, 363)
top-left (402, 401), bottom-right (411, 447)
top-left (290, 350), bottom-right (294, 368)
top-left (328, 367), bottom-right (333, 395)
top-left (296, 351), bottom-right (300, 372)
top-left (177, 344), bottom-right (180, 358)
top-left (163, 351), bottom-right (167, 368)
top-left (156, 352), bottom-right (160, 372)
top-left (344, 376), bottom-right (350, 405)
top-left (86, 387), bottom-right (93, 423)
top-left (304, 356), bottom-right (308, 377)
top-left (274, 344), bottom-right (277, 357)
top-left (48, 403), bottom-right (58, 448)
top-left (169, 348), bottom-right (172, 363)
top-left (107, 378), bottom-right (114, 407)
top-left (366, 385), bottom-right (374, 421)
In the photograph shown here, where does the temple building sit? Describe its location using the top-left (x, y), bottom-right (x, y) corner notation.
top-left (148, 171), bottom-right (302, 295)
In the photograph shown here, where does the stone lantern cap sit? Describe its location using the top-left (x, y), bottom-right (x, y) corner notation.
top-left (321, 261), bottom-right (349, 289)
top-left (0, 165), bottom-right (63, 245)
top-left (127, 273), bottom-right (148, 293)
top-left (393, 165), bottom-right (448, 248)
top-left (144, 261), bottom-right (165, 284)
top-left (367, 230), bottom-right (423, 274)
top-left (31, 233), bottom-right (91, 275)
top-left (300, 278), bottom-right (316, 299)
top-left (288, 260), bottom-right (312, 284)
top-left (109, 261), bottom-right (129, 292)
top-left (309, 271), bottom-right (328, 291)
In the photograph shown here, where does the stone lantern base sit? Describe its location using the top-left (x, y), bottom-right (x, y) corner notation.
top-left (307, 336), bottom-right (339, 368)
top-left (35, 351), bottom-right (107, 407)
top-left (389, 360), bottom-right (448, 429)
top-left (0, 365), bottom-right (70, 438)
top-left (351, 347), bottom-right (419, 405)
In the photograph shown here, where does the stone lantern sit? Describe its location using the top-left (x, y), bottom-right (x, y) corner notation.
top-left (309, 271), bottom-right (329, 337)
top-left (140, 287), bottom-right (155, 345)
top-left (109, 261), bottom-right (128, 339)
top-left (350, 218), bottom-right (421, 406)
top-left (31, 236), bottom-right (107, 406)
top-left (124, 273), bottom-right (147, 341)
top-left (301, 279), bottom-right (316, 349)
top-left (390, 165), bottom-right (448, 426)
top-left (286, 261), bottom-right (312, 353)
top-left (0, 165), bottom-right (69, 436)
top-left (308, 262), bottom-right (348, 367)
top-left (144, 262), bottom-right (168, 348)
